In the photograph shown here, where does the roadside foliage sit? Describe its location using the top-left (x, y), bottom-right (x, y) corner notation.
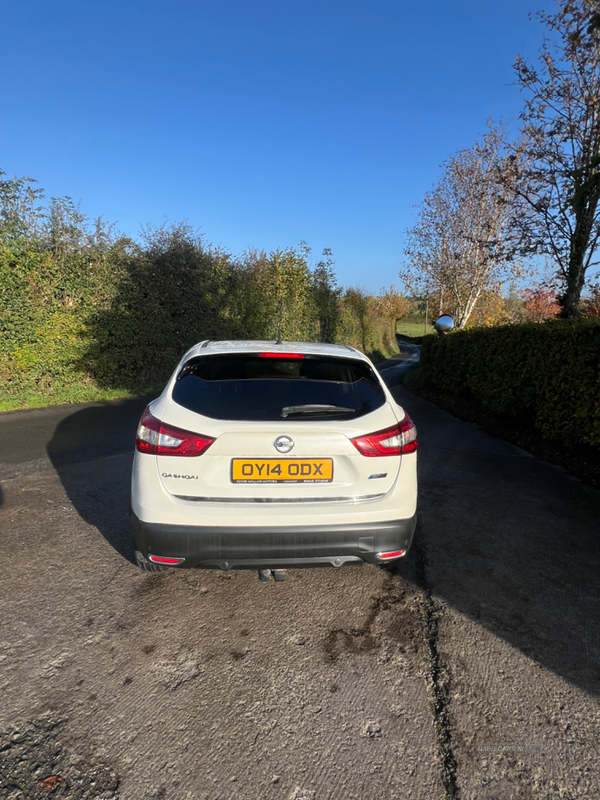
top-left (522, 287), bottom-right (561, 323)
top-left (0, 171), bottom-right (404, 407)
top-left (420, 321), bottom-right (600, 448)
top-left (583, 283), bottom-right (600, 318)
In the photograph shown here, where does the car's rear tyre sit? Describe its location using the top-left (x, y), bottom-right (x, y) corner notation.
top-left (134, 550), bottom-right (168, 572)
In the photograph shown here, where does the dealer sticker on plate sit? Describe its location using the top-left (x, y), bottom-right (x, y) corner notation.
top-left (231, 458), bottom-right (333, 483)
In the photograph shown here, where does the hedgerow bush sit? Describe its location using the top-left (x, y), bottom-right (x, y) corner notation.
top-left (337, 287), bottom-right (399, 360)
top-left (420, 320), bottom-right (600, 447)
top-left (1, 169), bottom-right (404, 406)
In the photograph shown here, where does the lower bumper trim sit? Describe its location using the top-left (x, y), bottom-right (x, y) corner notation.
top-left (131, 511), bottom-right (417, 570)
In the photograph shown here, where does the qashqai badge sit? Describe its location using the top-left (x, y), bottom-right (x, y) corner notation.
top-left (274, 435), bottom-right (294, 454)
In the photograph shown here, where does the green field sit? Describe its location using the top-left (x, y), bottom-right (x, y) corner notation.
top-left (396, 318), bottom-right (434, 338)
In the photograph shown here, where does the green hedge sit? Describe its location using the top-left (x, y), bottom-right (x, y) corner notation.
top-left (0, 170), bottom-right (404, 407)
top-left (0, 228), bottom-right (397, 405)
top-left (419, 320), bottom-right (600, 447)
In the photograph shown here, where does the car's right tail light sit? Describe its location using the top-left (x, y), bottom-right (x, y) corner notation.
top-left (135, 408), bottom-right (215, 456)
top-left (350, 414), bottom-right (417, 456)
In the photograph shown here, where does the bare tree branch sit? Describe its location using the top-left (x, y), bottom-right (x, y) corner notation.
top-left (508, 0), bottom-right (600, 316)
top-left (401, 123), bottom-right (524, 328)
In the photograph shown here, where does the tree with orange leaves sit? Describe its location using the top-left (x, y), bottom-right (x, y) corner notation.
top-left (522, 286), bottom-right (560, 323)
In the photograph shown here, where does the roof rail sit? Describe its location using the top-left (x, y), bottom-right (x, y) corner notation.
top-left (200, 341), bottom-right (211, 349)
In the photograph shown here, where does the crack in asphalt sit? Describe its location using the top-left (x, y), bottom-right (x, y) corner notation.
top-left (412, 532), bottom-right (460, 800)
top-left (320, 556), bottom-right (459, 798)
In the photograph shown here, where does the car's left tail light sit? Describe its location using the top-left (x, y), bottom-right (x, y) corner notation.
top-left (135, 408), bottom-right (215, 456)
top-left (350, 413), bottom-right (417, 456)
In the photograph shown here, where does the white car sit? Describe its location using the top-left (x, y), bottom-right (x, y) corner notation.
top-left (131, 340), bottom-right (417, 581)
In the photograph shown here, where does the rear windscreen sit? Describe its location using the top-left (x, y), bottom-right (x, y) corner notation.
top-left (172, 354), bottom-right (386, 421)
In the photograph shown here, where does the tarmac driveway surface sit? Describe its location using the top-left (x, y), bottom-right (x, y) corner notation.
top-left (1, 386), bottom-right (599, 800)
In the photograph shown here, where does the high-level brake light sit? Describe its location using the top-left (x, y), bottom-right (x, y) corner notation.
top-left (135, 408), bottom-right (215, 456)
top-left (350, 414), bottom-right (418, 457)
top-left (259, 352), bottom-right (304, 359)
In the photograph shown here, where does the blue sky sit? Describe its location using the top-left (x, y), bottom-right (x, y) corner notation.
top-left (1, 0), bottom-right (554, 292)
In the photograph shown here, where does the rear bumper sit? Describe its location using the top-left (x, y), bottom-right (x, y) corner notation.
top-left (131, 510), bottom-right (416, 570)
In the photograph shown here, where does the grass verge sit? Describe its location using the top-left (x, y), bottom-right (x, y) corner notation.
top-left (0, 384), bottom-right (165, 414)
top-left (1, 341), bottom-right (400, 415)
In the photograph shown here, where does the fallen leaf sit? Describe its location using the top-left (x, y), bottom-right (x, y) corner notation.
top-left (38, 775), bottom-right (64, 789)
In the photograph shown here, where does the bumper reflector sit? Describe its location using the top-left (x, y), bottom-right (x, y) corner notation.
top-left (148, 555), bottom-right (185, 565)
top-left (377, 550), bottom-right (406, 560)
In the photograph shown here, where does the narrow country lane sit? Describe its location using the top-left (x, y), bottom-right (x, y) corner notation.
top-left (1, 386), bottom-right (599, 799)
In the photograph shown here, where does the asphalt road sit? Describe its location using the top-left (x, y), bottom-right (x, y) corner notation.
top-left (1, 387), bottom-right (600, 800)
top-left (376, 340), bottom-right (421, 387)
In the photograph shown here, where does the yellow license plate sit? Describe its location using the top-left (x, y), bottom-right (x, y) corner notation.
top-left (231, 458), bottom-right (333, 483)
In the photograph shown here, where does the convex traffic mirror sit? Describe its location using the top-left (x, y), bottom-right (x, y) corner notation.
top-left (434, 315), bottom-right (455, 334)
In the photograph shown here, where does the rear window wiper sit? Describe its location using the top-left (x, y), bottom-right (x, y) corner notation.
top-left (281, 404), bottom-right (357, 418)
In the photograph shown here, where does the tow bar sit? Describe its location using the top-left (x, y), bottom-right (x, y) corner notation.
top-left (258, 569), bottom-right (287, 582)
